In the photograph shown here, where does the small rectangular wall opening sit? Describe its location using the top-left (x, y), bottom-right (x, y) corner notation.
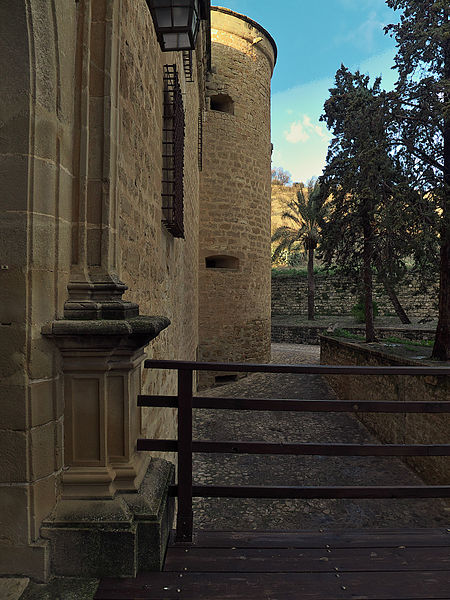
top-left (205, 255), bottom-right (239, 269)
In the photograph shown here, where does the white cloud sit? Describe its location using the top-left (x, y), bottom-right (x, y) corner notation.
top-left (303, 114), bottom-right (328, 139)
top-left (284, 121), bottom-right (310, 144)
top-left (284, 115), bottom-right (328, 144)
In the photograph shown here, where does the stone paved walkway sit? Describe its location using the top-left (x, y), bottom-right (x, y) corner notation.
top-left (193, 343), bottom-right (449, 530)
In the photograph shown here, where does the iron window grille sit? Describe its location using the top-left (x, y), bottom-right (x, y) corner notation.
top-left (198, 108), bottom-right (203, 171)
top-left (182, 50), bottom-right (194, 82)
top-left (162, 64), bottom-right (185, 238)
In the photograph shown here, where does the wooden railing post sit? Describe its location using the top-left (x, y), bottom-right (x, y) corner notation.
top-left (176, 368), bottom-right (193, 543)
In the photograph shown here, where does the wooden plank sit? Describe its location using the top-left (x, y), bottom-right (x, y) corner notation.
top-left (95, 572), bottom-right (342, 599)
top-left (138, 395), bottom-right (450, 414)
top-left (190, 529), bottom-right (450, 549)
top-left (139, 439), bottom-right (450, 456)
top-left (170, 484), bottom-right (450, 500)
top-left (95, 570), bottom-right (450, 599)
top-left (194, 441), bottom-right (450, 456)
top-left (164, 545), bottom-right (450, 573)
top-left (144, 359), bottom-right (450, 376)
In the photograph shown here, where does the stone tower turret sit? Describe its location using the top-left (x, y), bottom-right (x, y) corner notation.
top-left (198, 7), bottom-right (277, 384)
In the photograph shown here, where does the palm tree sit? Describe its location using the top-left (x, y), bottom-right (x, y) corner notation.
top-left (272, 179), bottom-right (327, 320)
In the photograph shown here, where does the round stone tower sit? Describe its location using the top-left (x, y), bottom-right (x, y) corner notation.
top-left (198, 6), bottom-right (277, 385)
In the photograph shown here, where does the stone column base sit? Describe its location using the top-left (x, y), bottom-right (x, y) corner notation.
top-left (41, 459), bottom-right (175, 578)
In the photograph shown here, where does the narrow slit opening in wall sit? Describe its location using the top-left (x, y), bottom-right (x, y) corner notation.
top-left (210, 94), bottom-right (234, 115)
top-left (205, 255), bottom-right (239, 269)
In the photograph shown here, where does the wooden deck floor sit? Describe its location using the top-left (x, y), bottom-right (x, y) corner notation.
top-left (95, 529), bottom-right (450, 599)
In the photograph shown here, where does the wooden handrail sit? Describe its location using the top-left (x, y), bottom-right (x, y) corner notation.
top-left (144, 358), bottom-right (450, 375)
top-left (171, 485), bottom-right (450, 500)
top-left (139, 359), bottom-right (450, 543)
top-left (138, 395), bottom-right (450, 413)
top-left (137, 439), bottom-right (450, 457)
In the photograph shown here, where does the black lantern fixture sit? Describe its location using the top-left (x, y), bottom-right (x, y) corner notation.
top-left (146, 0), bottom-right (201, 52)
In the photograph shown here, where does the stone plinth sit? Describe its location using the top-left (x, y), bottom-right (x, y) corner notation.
top-left (40, 316), bottom-right (175, 576)
top-left (43, 316), bottom-right (170, 499)
top-left (42, 458), bottom-right (174, 577)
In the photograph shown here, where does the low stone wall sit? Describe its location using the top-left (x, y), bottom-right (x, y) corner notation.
top-left (272, 324), bottom-right (330, 345)
top-left (272, 273), bottom-right (438, 319)
top-left (272, 323), bottom-right (435, 345)
top-left (320, 336), bottom-right (450, 485)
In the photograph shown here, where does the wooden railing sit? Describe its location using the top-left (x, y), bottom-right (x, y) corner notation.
top-left (138, 360), bottom-right (450, 543)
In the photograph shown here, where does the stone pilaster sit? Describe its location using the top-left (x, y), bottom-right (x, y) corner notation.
top-left (66, 0), bottom-right (135, 321)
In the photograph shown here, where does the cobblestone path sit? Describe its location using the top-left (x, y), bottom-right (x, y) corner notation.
top-left (192, 343), bottom-right (449, 530)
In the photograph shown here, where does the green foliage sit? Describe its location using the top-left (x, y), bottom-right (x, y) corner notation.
top-left (271, 178), bottom-right (328, 262)
top-left (271, 179), bottom-right (330, 319)
top-left (351, 300), bottom-right (379, 323)
top-left (382, 336), bottom-right (434, 348)
top-left (385, 0), bottom-right (450, 359)
top-left (385, 0), bottom-right (449, 192)
top-left (319, 66), bottom-right (404, 340)
top-left (286, 250), bottom-right (305, 267)
top-left (332, 330), bottom-right (433, 348)
top-left (333, 329), bottom-right (365, 341)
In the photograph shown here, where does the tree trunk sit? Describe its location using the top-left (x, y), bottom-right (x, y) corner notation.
top-left (379, 275), bottom-right (411, 324)
top-left (307, 246), bottom-right (315, 320)
top-left (432, 216), bottom-right (450, 360)
top-left (363, 218), bottom-right (377, 342)
top-left (432, 35), bottom-right (450, 361)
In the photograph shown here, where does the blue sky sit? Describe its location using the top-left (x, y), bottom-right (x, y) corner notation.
top-left (219, 0), bottom-right (400, 183)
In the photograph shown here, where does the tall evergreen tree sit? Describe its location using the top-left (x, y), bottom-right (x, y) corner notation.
top-left (385, 0), bottom-right (450, 360)
top-left (320, 67), bottom-right (409, 342)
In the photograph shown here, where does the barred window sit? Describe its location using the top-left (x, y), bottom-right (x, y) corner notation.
top-left (162, 65), bottom-right (185, 238)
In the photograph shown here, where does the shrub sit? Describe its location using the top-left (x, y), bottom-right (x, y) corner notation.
top-left (351, 299), bottom-right (379, 323)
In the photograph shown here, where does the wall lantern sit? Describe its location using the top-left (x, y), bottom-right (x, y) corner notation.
top-left (146, 0), bottom-right (201, 52)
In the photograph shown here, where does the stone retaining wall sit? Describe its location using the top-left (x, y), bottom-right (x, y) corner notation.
top-left (320, 336), bottom-right (450, 486)
top-left (272, 274), bottom-right (438, 319)
top-left (272, 324), bottom-right (435, 346)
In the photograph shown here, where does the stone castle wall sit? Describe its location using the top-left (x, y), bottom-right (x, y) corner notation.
top-left (0, 0), bottom-right (78, 578)
top-left (0, 0), bottom-right (276, 580)
top-left (118, 0), bottom-right (206, 447)
top-left (198, 8), bottom-right (276, 385)
top-left (272, 274), bottom-right (439, 319)
top-left (0, 0), bottom-right (207, 579)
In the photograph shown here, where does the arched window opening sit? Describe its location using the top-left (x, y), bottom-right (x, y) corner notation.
top-left (210, 94), bottom-right (234, 115)
top-left (205, 255), bottom-right (239, 270)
